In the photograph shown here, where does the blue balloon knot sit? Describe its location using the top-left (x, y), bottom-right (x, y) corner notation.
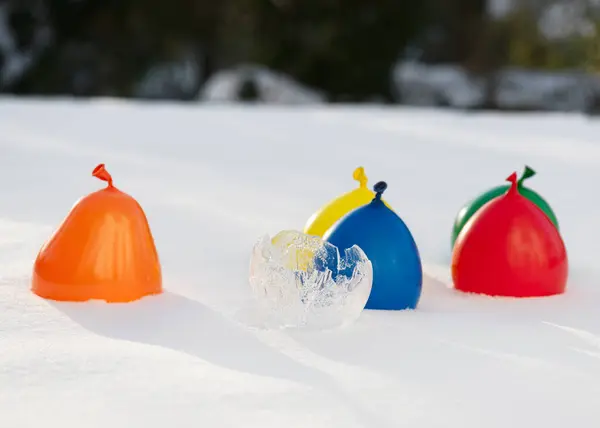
top-left (374, 181), bottom-right (387, 200)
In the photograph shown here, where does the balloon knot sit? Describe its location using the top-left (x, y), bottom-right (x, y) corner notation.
top-left (373, 181), bottom-right (387, 200)
top-left (93, 163), bottom-right (113, 187)
top-left (353, 166), bottom-right (368, 188)
top-left (517, 165), bottom-right (536, 186)
top-left (505, 171), bottom-right (518, 194)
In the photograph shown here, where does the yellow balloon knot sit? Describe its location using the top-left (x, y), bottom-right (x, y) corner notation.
top-left (352, 167), bottom-right (368, 188)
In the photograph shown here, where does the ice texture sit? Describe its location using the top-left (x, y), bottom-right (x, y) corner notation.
top-left (248, 230), bottom-right (373, 330)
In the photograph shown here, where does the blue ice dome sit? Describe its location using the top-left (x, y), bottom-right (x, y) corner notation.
top-left (323, 181), bottom-right (422, 310)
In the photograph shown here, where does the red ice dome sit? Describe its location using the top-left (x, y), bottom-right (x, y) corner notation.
top-left (451, 172), bottom-right (568, 298)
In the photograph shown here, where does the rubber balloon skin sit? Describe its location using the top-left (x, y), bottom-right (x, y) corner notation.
top-left (452, 172), bottom-right (568, 297)
top-left (451, 166), bottom-right (559, 248)
top-left (32, 164), bottom-right (162, 303)
top-left (324, 182), bottom-right (422, 310)
top-left (304, 167), bottom-right (390, 238)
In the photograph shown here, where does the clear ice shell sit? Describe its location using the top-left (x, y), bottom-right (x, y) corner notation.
top-left (248, 230), bottom-right (373, 330)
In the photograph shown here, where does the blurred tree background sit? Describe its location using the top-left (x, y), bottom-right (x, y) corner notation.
top-left (0, 0), bottom-right (599, 104)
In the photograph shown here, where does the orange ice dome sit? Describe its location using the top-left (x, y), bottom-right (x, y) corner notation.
top-left (32, 164), bottom-right (162, 302)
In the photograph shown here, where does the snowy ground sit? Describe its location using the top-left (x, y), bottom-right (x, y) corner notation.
top-left (2, 97), bottom-right (600, 427)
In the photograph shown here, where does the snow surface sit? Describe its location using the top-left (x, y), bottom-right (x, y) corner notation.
top-left (2, 98), bottom-right (600, 427)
